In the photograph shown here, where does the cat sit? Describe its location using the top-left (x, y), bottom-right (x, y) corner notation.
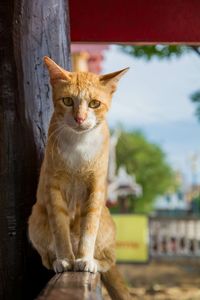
top-left (28, 56), bottom-right (131, 300)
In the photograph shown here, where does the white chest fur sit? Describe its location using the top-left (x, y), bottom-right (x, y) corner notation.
top-left (59, 125), bottom-right (103, 169)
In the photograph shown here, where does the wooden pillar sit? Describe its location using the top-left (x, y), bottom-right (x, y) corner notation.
top-left (0, 1), bottom-right (71, 299)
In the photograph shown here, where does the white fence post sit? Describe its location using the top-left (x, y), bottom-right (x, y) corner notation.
top-left (150, 217), bottom-right (200, 258)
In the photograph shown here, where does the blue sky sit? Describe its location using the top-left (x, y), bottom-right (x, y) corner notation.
top-left (102, 45), bottom-right (200, 185)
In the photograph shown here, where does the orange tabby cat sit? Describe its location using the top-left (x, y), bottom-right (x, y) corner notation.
top-left (28, 56), bottom-right (131, 300)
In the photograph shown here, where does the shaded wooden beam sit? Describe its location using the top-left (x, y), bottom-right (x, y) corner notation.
top-left (37, 272), bottom-right (103, 300)
top-left (69, 0), bottom-right (200, 44)
top-left (0, 0), bottom-right (70, 299)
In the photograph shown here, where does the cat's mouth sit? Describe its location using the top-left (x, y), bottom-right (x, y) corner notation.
top-left (65, 119), bottom-right (99, 133)
top-left (74, 120), bottom-right (101, 133)
top-left (73, 124), bottom-right (94, 133)
top-left (75, 127), bottom-right (90, 132)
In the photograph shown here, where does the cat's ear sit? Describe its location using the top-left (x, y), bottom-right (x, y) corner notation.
top-left (43, 56), bottom-right (71, 84)
top-left (99, 68), bottom-right (129, 93)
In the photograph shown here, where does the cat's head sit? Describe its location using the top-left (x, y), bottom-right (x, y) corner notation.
top-left (44, 56), bottom-right (129, 133)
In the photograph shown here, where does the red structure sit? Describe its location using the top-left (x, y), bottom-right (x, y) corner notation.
top-left (69, 0), bottom-right (200, 44)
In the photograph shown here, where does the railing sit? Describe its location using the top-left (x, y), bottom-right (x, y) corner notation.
top-left (36, 272), bottom-right (103, 300)
top-left (150, 216), bottom-right (200, 257)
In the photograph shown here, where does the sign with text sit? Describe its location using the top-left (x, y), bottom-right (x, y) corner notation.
top-left (113, 215), bottom-right (149, 263)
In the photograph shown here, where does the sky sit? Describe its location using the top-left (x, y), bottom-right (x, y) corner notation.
top-left (102, 45), bottom-right (200, 185)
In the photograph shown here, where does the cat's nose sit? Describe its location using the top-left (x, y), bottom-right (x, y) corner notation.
top-left (75, 116), bottom-right (85, 124)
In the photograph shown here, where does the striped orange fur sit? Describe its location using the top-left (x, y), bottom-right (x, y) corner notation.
top-left (28, 57), bottom-right (131, 299)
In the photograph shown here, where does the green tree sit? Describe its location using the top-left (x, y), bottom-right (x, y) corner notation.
top-left (116, 131), bottom-right (176, 213)
top-left (191, 90), bottom-right (200, 122)
top-left (121, 45), bottom-right (200, 61)
top-left (121, 45), bottom-right (200, 120)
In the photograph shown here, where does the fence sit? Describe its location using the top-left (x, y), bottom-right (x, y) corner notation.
top-left (149, 216), bottom-right (200, 257)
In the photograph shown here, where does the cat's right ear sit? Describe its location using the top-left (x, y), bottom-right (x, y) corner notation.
top-left (43, 56), bottom-right (71, 85)
top-left (99, 67), bottom-right (129, 94)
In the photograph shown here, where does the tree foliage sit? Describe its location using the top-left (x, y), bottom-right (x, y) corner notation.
top-left (116, 131), bottom-right (176, 213)
top-left (121, 45), bottom-right (190, 61)
top-left (121, 45), bottom-right (200, 61)
top-left (190, 90), bottom-right (200, 122)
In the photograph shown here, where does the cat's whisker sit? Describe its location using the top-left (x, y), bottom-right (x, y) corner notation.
top-left (49, 120), bottom-right (63, 127)
top-left (50, 125), bottom-right (66, 162)
top-left (48, 123), bottom-right (66, 144)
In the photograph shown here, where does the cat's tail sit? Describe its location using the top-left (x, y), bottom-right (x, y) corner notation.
top-left (101, 264), bottom-right (131, 300)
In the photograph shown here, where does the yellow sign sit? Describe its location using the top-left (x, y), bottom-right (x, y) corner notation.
top-left (113, 215), bottom-right (149, 262)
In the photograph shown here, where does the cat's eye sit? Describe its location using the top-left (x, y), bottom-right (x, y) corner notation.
top-left (62, 97), bottom-right (73, 106)
top-left (89, 100), bottom-right (101, 109)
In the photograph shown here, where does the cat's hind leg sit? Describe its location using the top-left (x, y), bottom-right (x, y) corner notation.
top-left (28, 202), bottom-right (55, 270)
top-left (94, 245), bottom-right (116, 272)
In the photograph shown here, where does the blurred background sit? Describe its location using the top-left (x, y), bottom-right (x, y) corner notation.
top-left (71, 44), bottom-right (200, 299)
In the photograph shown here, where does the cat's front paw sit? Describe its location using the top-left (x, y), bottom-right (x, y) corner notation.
top-left (74, 257), bottom-right (98, 273)
top-left (53, 258), bottom-right (73, 273)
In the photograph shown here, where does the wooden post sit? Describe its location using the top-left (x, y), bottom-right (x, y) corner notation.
top-left (37, 272), bottom-right (103, 300)
top-left (0, 1), bottom-right (71, 299)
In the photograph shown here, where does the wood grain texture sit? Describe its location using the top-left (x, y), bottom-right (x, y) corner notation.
top-left (0, 1), bottom-right (71, 299)
top-left (37, 272), bottom-right (103, 300)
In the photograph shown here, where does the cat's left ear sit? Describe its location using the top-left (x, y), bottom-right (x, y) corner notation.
top-left (99, 68), bottom-right (129, 93)
top-left (43, 56), bottom-right (71, 85)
